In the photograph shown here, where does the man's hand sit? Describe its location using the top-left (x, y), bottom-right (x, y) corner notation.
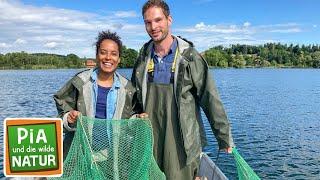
top-left (225, 147), bottom-right (233, 154)
top-left (67, 110), bottom-right (80, 124)
top-left (195, 177), bottom-right (207, 180)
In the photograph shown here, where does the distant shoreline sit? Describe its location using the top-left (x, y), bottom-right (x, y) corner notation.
top-left (0, 66), bottom-right (318, 70)
top-left (1, 43), bottom-right (320, 69)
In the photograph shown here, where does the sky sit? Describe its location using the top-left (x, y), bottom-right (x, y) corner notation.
top-left (0, 0), bottom-right (319, 58)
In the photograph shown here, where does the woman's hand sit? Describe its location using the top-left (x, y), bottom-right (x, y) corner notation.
top-left (137, 113), bottom-right (149, 119)
top-left (67, 110), bottom-right (80, 124)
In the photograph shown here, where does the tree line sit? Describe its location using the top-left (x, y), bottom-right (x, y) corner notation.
top-left (203, 43), bottom-right (320, 68)
top-left (0, 52), bottom-right (83, 69)
top-left (1, 43), bottom-right (320, 69)
top-left (0, 46), bottom-right (138, 69)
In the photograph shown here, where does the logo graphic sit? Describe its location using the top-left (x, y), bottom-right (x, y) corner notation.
top-left (4, 118), bottom-right (63, 177)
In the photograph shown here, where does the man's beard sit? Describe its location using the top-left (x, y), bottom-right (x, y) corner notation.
top-left (150, 30), bottom-right (168, 43)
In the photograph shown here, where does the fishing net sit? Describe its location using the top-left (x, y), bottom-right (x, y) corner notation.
top-left (51, 116), bottom-right (165, 180)
top-left (232, 147), bottom-right (260, 180)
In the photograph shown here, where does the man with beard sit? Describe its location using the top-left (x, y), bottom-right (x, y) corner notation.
top-left (131, 1), bottom-right (235, 179)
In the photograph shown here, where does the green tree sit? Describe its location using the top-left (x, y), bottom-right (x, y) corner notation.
top-left (244, 55), bottom-right (254, 66)
top-left (270, 60), bottom-right (278, 67)
top-left (231, 54), bottom-right (246, 68)
top-left (66, 54), bottom-right (80, 68)
top-left (312, 51), bottom-right (320, 68)
top-left (204, 49), bottom-right (220, 66)
top-left (261, 60), bottom-right (271, 67)
top-left (120, 46), bottom-right (138, 68)
top-left (0, 54), bottom-right (4, 68)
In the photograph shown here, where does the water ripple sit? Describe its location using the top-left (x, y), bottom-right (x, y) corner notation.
top-left (0, 68), bottom-right (320, 179)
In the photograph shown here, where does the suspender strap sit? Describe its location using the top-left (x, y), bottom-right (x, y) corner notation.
top-left (147, 49), bottom-right (178, 83)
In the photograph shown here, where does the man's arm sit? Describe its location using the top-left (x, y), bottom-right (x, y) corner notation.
top-left (188, 48), bottom-right (235, 150)
top-left (130, 49), bottom-right (144, 114)
top-left (131, 40), bottom-right (152, 113)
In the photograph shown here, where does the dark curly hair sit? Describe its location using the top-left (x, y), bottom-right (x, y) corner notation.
top-left (95, 30), bottom-right (122, 56)
top-left (142, 0), bottom-right (170, 18)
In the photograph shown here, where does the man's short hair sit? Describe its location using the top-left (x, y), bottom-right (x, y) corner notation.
top-left (142, 0), bottom-right (170, 18)
top-left (95, 30), bottom-right (122, 56)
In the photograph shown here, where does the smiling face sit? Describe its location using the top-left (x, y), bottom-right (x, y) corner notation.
top-left (96, 39), bottom-right (120, 75)
top-left (143, 6), bottom-right (172, 43)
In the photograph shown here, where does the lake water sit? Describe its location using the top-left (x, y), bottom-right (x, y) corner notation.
top-left (0, 68), bottom-right (319, 179)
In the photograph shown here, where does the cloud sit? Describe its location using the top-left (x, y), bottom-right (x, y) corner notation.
top-left (313, 25), bottom-right (317, 28)
top-left (175, 22), bottom-right (304, 51)
top-left (259, 23), bottom-right (302, 33)
top-left (0, 0), bottom-right (146, 57)
top-left (113, 11), bottom-right (138, 18)
top-left (0, 42), bottom-right (12, 48)
top-left (181, 33), bottom-right (276, 50)
top-left (180, 22), bottom-right (251, 34)
top-left (269, 28), bottom-right (301, 33)
top-left (14, 38), bottom-right (27, 44)
top-left (243, 21), bottom-right (251, 28)
top-left (0, 1), bottom-right (98, 31)
top-left (44, 42), bottom-right (59, 49)
top-left (195, 22), bottom-right (205, 29)
top-left (179, 22), bottom-right (301, 35)
top-left (0, 1), bottom-right (312, 56)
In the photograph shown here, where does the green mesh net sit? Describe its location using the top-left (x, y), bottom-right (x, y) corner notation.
top-left (51, 116), bottom-right (165, 180)
top-left (232, 147), bottom-right (260, 180)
